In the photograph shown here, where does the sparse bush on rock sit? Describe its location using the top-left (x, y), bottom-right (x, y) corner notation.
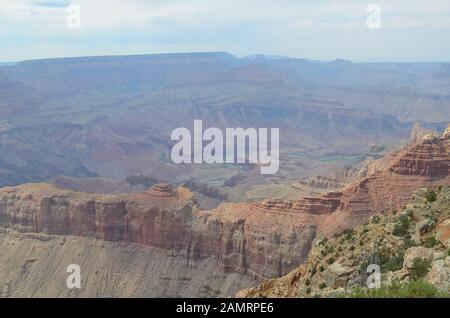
top-left (338, 280), bottom-right (448, 298)
top-left (425, 191), bottom-right (437, 203)
top-left (410, 258), bottom-right (432, 281)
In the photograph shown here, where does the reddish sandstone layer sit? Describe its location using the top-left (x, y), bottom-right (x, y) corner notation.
top-left (0, 184), bottom-right (193, 247)
top-left (319, 127), bottom-right (450, 234)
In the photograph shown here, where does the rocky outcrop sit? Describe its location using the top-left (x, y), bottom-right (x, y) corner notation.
top-left (323, 262), bottom-right (355, 289)
top-left (297, 166), bottom-right (360, 190)
top-left (238, 187), bottom-right (450, 298)
top-left (426, 258), bottom-right (450, 292)
top-left (410, 123), bottom-right (433, 144)
top-left (317, 125), bottom-right (450, 234)
top-left (390, 133), bottom-right (449, 176)
top-left (436, 219), bottom-right (450, 248)
top-left (403, 247), bottom-right (434, 269)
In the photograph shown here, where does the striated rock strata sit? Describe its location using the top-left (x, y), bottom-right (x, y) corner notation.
top-left (0, 183), bottom-right (318, 280)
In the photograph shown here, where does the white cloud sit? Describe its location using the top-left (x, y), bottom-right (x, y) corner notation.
top-left (0, 0), bottom-right (449, 61)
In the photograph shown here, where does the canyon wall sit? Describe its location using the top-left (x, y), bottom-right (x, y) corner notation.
top-left (0, 184), bottom-right (317, 280)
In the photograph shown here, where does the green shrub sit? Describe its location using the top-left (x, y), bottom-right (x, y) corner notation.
top-left (393, 215), bottom-right (410, 237)
top-left (338, 280), bottom-right (449, 298)
top-left (372, 216), bottom-right (381, 224)
top-left (364, 248), bottom-right (404, 273)
top-left (410, 258), bottom-right (432, 281)
top-left (327, 257), bottom-right (335, 265)
top-left (425, 191), bottom-right (437, 203)
top-left (343, 229), bottom-right (354, 241)
top-left (319, 283), bottom-right (327, 290)
top-left (383, 253), bottom-right (404, 272)
top-left (319, 265), bottom-right (325, 272)
top-left (306, 287), bottom-right (311, 295)
top-left (403, 236), bottom-right (418, 249)
top-left (305, 279), bottom-right (311, 286)
top-left (318, 238), bottom-right (328, 246)
top-left (423, 237), bottom-right (440, 248)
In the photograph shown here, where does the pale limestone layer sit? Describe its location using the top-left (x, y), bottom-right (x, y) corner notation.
top-left (0, 228), bottom-right (257, 298)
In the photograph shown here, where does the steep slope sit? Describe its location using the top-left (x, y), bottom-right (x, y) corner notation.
top-left (0, 229), bottom-right (257, 298)
top-left (237, 187), bottom-right (450, 298)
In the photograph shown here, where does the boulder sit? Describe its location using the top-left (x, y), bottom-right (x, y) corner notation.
top-left (393, 269), bottom-right (410, 281)
top-left (436, 219), bottom-right (450, 248)
top-left (433, 251), bottom-right (446, 261)
top-left (416, 219), bottom-right (435, 235)
top-left (323, 262), bottom-right (354, 289)
top-left (403, 247), bottom-right (434, 269)
top-left (385, 269), bottom-right (410, 286)
top-left (426, 258), bottom-right (450, 292)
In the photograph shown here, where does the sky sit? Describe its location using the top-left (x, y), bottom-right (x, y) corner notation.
top-left (1, 0), bottom-right (450, 62)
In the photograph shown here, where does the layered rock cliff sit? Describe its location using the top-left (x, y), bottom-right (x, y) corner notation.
top-left (0, 183), bottom-right (317, 280)
top-left (319, 125), bottom-right (449, 234)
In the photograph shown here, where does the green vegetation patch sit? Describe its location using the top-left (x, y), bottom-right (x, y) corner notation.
top-left (338, 280), bottom-right (449, 298)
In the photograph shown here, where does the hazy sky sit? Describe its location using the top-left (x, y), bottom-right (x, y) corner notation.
top-left (1, 0), bottom-right (450, 62)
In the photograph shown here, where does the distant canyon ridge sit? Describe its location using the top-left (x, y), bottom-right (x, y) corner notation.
top-left (1, 52), bottom-right (450, 202)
